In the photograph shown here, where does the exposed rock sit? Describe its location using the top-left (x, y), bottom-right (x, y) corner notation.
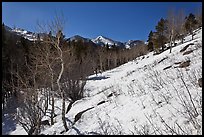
top-left (41, 120), bottom-right (50, 126)
top-left (198, 78), bottom-right (202, 87)
top-left (183, 50), bottom-right (193, 55)
top-left (178, 60), bottom-right (191, 68)
top-left (107, 93), bottom-right (113, 98)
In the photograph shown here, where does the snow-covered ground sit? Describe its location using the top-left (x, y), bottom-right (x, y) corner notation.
top-left (2, 28), bottom-right (202, 135)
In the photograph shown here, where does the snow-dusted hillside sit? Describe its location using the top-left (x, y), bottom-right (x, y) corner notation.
top-left (2, 28), bottom-right (202, 135)
top-left (11, 27), bottom-right (38, 41)
top-left (4, 25), bottom-right (46, 41)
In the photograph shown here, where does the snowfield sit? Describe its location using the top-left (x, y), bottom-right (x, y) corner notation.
top-left (3, 27), bottom-right (202, 135)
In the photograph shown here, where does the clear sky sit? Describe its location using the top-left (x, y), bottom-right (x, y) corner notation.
top-left (2, 2), bottom-right (202, 42)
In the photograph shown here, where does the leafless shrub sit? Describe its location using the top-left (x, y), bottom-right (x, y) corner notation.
top-left (16, 89), bottom-right (44, 135)
top-left (127, 84), bottom-right (135, 96)
top-left (194, 40), bottom-right (202, 49)
top-left (146, 69), bottom-right (165, 91)
top-left (96, 113), bottom-right (125, 135)
top-left (133, 123), bottom-right (151, 135)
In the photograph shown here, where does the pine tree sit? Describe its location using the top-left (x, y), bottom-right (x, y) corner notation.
top-left (185, 13), bottom-right (198, 40)
top-left (152, 32), bottom-right (160, 54)
top-left (155, 18), bottom-right (168, 52)
top-left (105, 43), bottom-right (109, 50)
top-left (147, 31), bottom-right (154, 51)
top-left (2, 23), bottom-right (7, 46)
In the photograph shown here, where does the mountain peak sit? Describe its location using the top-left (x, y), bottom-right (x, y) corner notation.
top-left (4, 24), bottom-right (147, 49)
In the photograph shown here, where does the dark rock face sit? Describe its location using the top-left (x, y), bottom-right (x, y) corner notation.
top-left (178, 60), bottom-right (191, 68)
top-left (107, 93), bottom-right (113, 98)
top-left (41, 120), bottom-right (50, 126)
top-left (198, 78), bottom-right (202, 87)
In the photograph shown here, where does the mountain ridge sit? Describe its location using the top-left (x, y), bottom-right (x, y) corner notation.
top-left (4, 24), bottom-right (145, 49)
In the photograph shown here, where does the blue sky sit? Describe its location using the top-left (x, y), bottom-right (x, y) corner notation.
top-left (2, 2), bottom-right (202, 42)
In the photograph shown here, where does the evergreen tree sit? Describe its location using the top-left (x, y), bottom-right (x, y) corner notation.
top-left (112, 43), bottom-right (117, 51)
top-left (185, 13), bottom-right (198, 40)
top-left (155, 18), bottom-right (168, 52)
top-left (48, 31), bottom-right (52, 38)
top-left (2, 23), bottom-right (6, 46)
top-left (147, 31), bottom-right (154, 51)
top-left (105, 43), bottom-right (109, 50)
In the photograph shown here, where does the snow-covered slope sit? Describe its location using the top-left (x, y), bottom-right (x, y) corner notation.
top-left (4, 25), bottom-right (47, 41)
top-left (11, 27), bottom-right (38, 41)
top-left (3, 28), bottom-right (202, 135)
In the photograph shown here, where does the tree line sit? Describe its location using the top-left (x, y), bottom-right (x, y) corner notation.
top-left (147, 8), bottom-right (202, 54)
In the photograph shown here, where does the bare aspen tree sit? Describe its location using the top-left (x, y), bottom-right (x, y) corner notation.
top-left (167, 8), bottom-right (176, 53)
top-left (175, 9), bottom-right (186, 44)
top-left (98, 47), bottom-right (106, 71)
top-left (14, 53), bottom-right (45, 135)
top-left (32, 36), bottom-right (57, 125)
top-left (112, 50), bottom-right (118, 68)
top-left (48, 15), bottom-right (69, 131)
top-left (37, 13), bottom-right (70, 131)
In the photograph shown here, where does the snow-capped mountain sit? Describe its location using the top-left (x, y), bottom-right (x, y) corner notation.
top-left (4, 25), bottom-right (46, 41)
top-left (11, 27), bottom-right (38, 41)
top-left (91, 35), bottom-right (125, 48)
top-left (4, 24), bottom-right (146, 49)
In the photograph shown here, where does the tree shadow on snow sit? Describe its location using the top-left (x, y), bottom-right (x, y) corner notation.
top-left (2, 96), bottom-right (18, 135)
top-left (87, 76), bottom-right (109, 81)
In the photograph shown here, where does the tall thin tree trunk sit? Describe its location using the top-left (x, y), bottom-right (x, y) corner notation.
top-left (11, 60), bottom-right (14, 96)
top-left (51, 93), bottom-right (55, 125)
top-left (56, 36), bottom-right (68, 131)
top-left (62, 92), bottom-right (68, 131)
top-left (44, 91), bottom-right (48, 114)
top-left (48, 65), bottom-right (55, 125)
